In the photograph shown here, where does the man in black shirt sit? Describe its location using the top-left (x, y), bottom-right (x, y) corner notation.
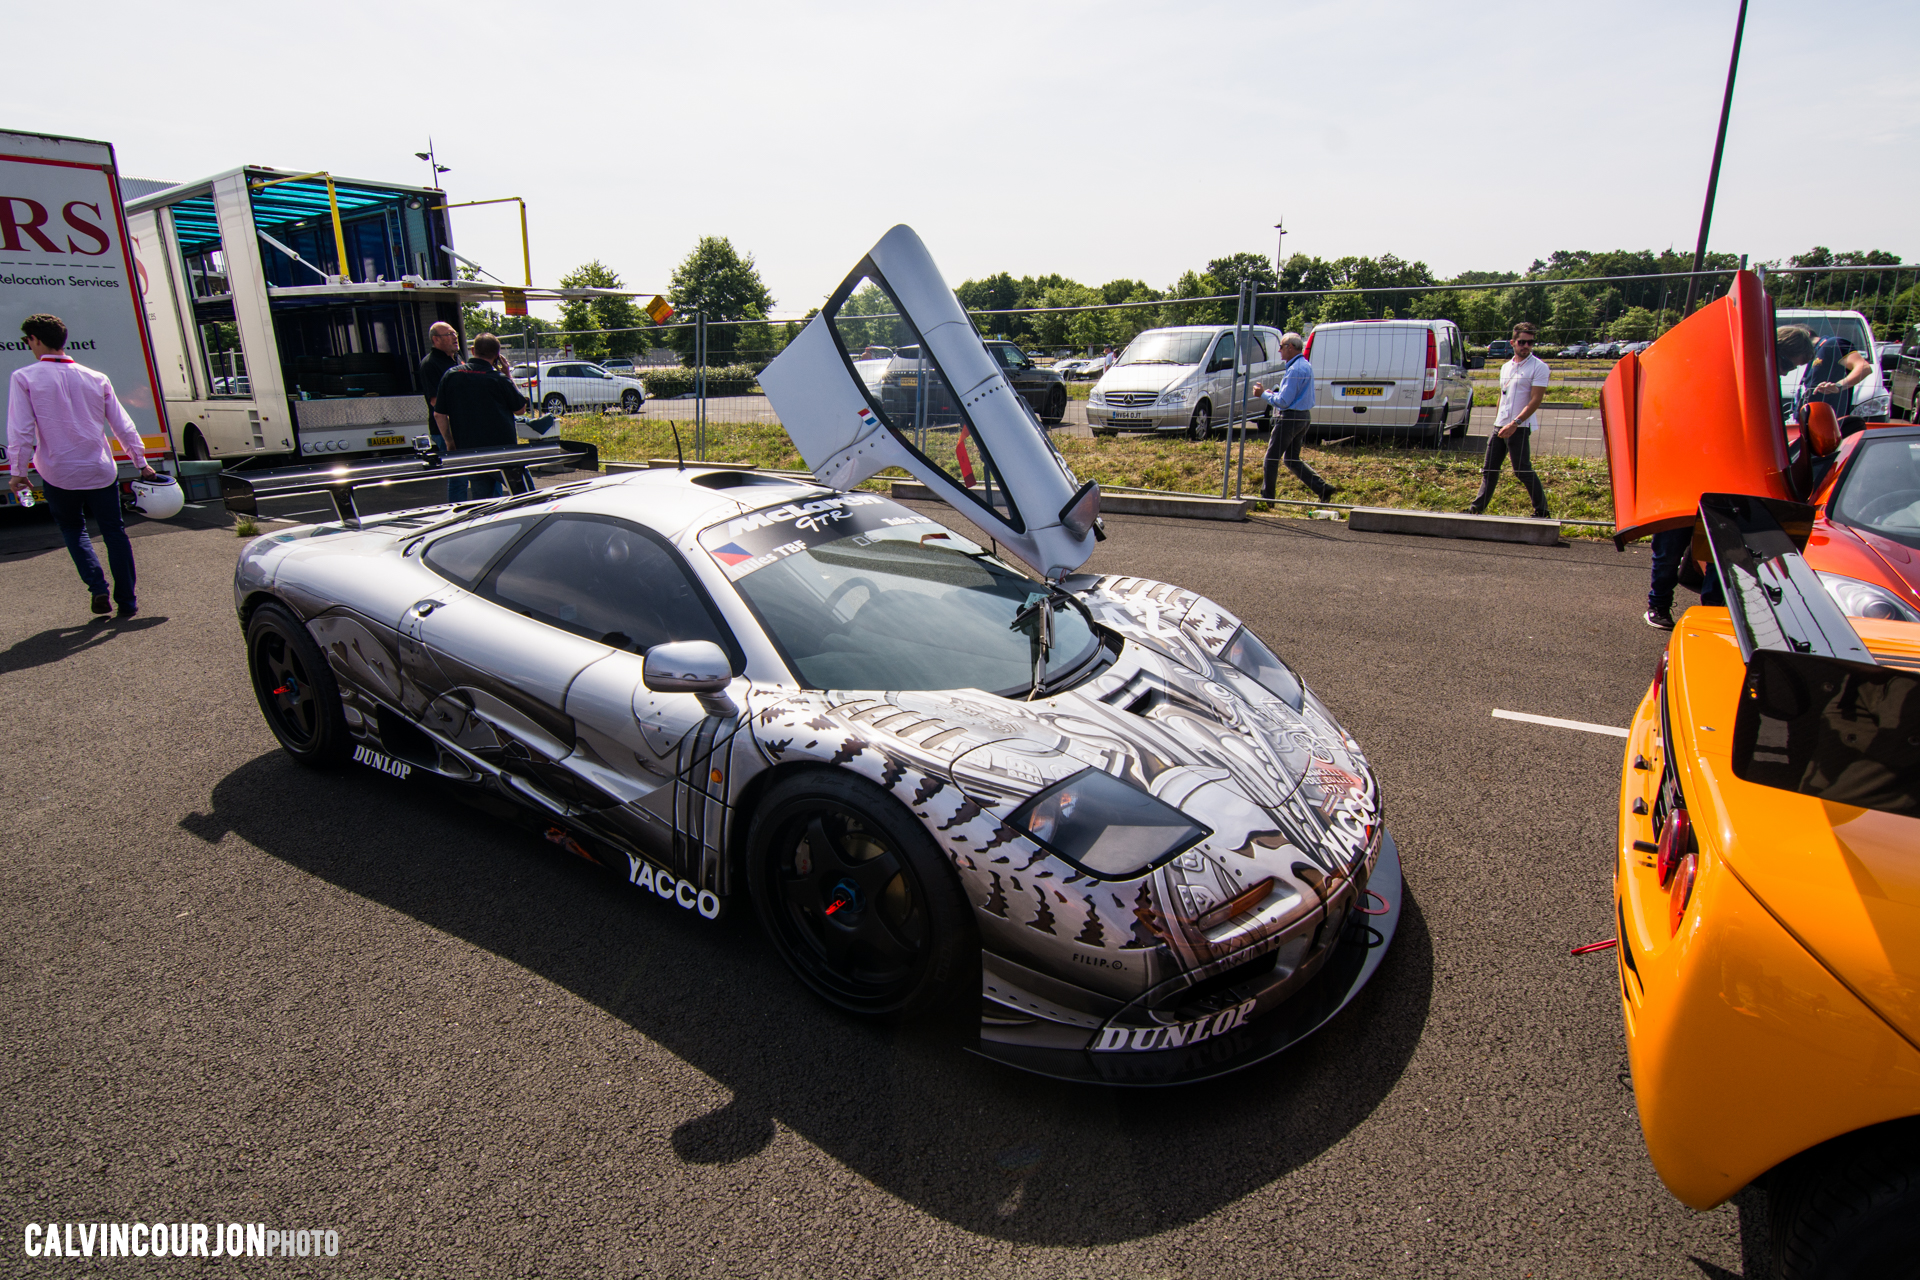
top-left (418, 321), bottom-right (461, 432)
top-left (433, 333), bottom-right (529, 499)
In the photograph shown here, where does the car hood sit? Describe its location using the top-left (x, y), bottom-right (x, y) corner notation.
top-left (1602, 270), bottom-right (1794, 545)
top-left (1096, 364), bottom-right (1195, 394)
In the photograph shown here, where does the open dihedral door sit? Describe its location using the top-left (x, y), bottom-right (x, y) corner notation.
top-left (757, 224), bottom-right (1102, 579)
top-left (1601, 269), bottom-right (1795, 547)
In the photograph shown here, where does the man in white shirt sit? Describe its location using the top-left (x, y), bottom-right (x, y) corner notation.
top-left (1465, 322), bottom-right (1551, 518)
top-left (7, 313), bottom-right (157, 618)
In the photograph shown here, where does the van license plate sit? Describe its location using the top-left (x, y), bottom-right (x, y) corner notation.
top-left (1339, 386), bottom-right (1384, 397)
top-left (368, 435), bottom-right (405, 446)
top-left (1109, 411), bottom-right (1149, 421)
top-left (897, 375), bottom-right (917, 387)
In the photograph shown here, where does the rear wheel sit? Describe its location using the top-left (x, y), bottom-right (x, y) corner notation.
top-left (621, 389), bottom-right (642, 413)
top-left (1770, 1120), bottom-right (1920, 1279)
top-left (748, 771), bottom-right (974, 1017)
top-left (183, 427), bottom-right (210, 461)
top-left (542, 393), bottom-right (567, 414)
top-left (1186, 401), bottom-right (1213, 441)
top-left (1041, 385), bottom-right (1067, 425)
top-left (246, 603), bottom-right (349, 767)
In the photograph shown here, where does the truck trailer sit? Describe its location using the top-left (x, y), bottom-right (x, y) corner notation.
top-left (124, 166), bottom-right (506, 464)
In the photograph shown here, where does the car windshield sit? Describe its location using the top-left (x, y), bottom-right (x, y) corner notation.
top-left (1118, 332), bottom-right (1212, 367)
top-left (705, 501), bottom-right (1099, 693)
top-left (1779, 315), bottom-right (1872, 390)
top-left (1830, 434), bottom-right (1920, 549)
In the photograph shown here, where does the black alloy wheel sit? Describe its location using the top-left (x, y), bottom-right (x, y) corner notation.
top-left (542, 393), bottom-right (567, 414)
top-left (621, 389), bottom-right (642, 413)
top-left (246, 603), bottom-right (349, 767)
top-left (1187, 402), bottom-right (1213, 441)
top-left (1041, 385), bottom-right (1067, 424)
top-left (749, 772), bottom-right (973, 1016)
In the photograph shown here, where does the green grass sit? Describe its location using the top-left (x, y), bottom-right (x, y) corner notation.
top-left (553, 413), bottom-right (1616, 536)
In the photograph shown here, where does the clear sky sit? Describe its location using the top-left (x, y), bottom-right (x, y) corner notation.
top-left (10, 0), bottom-right (1914, 318)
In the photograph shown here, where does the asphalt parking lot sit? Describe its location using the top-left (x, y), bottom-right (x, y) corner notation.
top-left (0, 490), bottom-right (1761, 1278)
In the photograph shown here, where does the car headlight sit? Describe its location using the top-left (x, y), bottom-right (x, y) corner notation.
top-left (1818, 572), bottom-right (1920, 623)
top-left (1156, 384), bottom-right (1195, 407)
top-left (1089, 390), bottom-right (1105, 405)
top-left (1007, 769), bottom-right (1211, 880)
top-left (1852, 391), bottom-right (1891, 419)
top-left (1221, 625), bottom-right (1304, 710)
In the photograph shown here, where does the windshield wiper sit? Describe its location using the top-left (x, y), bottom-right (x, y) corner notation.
top-left (1010, 583), bottom-right (1098, 700)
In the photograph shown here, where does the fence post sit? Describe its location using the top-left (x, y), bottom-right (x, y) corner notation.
top-left (1221, 282), bottom-right (1249, 499)
top-left (695, 310), bottom-right (707, 462)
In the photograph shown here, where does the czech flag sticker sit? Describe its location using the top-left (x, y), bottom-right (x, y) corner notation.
top-left (710, 542), bottom-right (756, 566)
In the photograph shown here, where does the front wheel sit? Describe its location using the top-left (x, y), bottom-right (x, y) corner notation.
top-left (748, 771), bottom-right (975, 1017)
top-left (183, 427), bottom-right (210, 461)
top-left (246, 603), bottom-right (350, 767)
top-left (1041, 385), bottom-right (1067, 424)
top-left (1186, 402), bottom-right (1213, 441)
top-left (541, 393), bottom-right (567, 414)
top-left (621, 389), bottom-right (642, 413)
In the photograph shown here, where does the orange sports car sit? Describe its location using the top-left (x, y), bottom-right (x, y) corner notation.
top-left (1615, 491), bottom-right (1920, 1276)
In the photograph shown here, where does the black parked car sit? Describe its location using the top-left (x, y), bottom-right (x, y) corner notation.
top-left (1561, 341), bottom-right (1590, 359)
top-left (876, 340), bottom-right (1068, 426)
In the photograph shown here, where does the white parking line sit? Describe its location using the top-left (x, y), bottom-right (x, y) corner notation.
top-left (1492, 709), bottom-right (1629, 738)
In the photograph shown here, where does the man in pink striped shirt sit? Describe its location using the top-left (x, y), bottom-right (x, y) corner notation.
top-left (7, 313), bottom-right (157, 619)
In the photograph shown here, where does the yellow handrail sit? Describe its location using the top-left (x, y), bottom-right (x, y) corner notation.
top-left (249, 171), bottom-right (352, 284)
top-left (435, 197), bottom-right (531, 286)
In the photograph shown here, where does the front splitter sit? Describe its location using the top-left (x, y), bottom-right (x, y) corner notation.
top-left (970, 829), bottom-right (1405, 1087)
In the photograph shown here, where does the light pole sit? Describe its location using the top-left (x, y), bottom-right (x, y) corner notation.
top-left (1273, 219), bottom-right (1287, 325)
top-left (1681, 0), bottom-right (1749, 315)
top-left (413, 140), bottom-right (451, 191)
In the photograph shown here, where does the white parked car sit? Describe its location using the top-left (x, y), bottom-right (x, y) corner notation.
top-left (515, 360), bottom-right (648, 414)
top-left (1774, 308), bottom-right (1891, 422)
top-left (1301, 319), bottom-right (1474, 445)
top-left (1087, 326), bottom-right (1286, 439)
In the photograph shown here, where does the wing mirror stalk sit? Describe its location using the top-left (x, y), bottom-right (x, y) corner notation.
top-left (642, 640), bottom-right (738, 717)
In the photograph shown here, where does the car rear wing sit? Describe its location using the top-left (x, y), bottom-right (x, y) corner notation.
top-left (1698, 493), bottom-right (1918, 817)
top-left (220, 439), bottom-right (599, 525)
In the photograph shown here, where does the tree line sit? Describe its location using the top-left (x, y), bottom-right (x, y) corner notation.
top-left (463, 238), bottom-right (1913, 370)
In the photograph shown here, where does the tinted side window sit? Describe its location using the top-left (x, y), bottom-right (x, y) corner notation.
top-left (1210, 333), bottom-right (1235, 370)
top-left (1435, 327), bottom-right (1452, 366)
top-left (482, 515), bottom-right (737, 661)
top-left (1246, 333), bottom-right (1269, 363)
top-left (423, 518), bottom-right (530, 587)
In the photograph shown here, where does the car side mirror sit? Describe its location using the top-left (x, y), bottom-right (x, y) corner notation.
top-left (643, 639), bottom-right (736, 717)
top-left (1881, 351), bottom-right (1900, 374)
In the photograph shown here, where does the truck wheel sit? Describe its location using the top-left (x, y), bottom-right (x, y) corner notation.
top-left (621, 389), bottom-right (642, 413)
top-left (184, 427), bottom-right (210, 461)
top-left (246, 603), bottom-right (350, 768)
top-left (1186, 402), bottom-right (1213, 441)
top-left (1770, 1120), bottom-right (1920, 1280)
top-left (1041, 386), bottom-right (1067, 424)
top-left (541, 393), bottom-right (567, 414)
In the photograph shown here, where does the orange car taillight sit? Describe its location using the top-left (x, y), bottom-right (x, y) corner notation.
top-left (1668, 852), bottom-right (1697, 935)
top-left (1656, 807), bottom-right (1691, 887)
top-left (1422, 330), bottom-right (1438, 400)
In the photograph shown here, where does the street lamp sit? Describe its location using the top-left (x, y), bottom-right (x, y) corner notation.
top-left (414, 140), bottom-right (450, 190)
top-left (1273, 219), bottom-right (1287, 325)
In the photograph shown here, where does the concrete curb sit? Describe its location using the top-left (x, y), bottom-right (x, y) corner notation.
top-left (1347, 506), bottom-right (1562, 545)
top-left (888, 481), bottom-right (1247, 522)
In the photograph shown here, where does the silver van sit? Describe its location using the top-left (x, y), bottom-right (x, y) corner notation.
top-left (1304, 319), bottom-right (1474, 445)
top-left (1087, 325), bottom-right (1285, 439)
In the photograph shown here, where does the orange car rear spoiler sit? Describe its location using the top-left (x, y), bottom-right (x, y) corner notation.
top-left (1603, 271), bottom-right (1794, 548)
top-left (1698, 493), bottom-right (1918, 818)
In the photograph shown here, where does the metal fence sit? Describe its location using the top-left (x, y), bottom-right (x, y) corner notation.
top-left (522, 262), bottom-right (1920, 526)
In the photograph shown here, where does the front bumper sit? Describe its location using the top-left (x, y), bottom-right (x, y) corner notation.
top-left (971, 829), bottom-right (1404, 1085)
top-left (1087, 403), bottom-right (1184, 431)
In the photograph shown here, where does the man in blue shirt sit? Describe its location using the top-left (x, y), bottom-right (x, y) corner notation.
top-left (1251, 331), bottom-right (1334, 503)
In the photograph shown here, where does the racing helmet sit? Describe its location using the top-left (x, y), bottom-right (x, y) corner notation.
top-left (129, 473), bottom-right (185, 520)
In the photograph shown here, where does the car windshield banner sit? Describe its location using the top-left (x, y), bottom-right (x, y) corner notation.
top-left (698, 492), bottom-right (940, 580)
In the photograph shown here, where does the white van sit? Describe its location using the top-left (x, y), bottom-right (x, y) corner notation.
top-left (1303, 319), bottom-right (1475, 445)
top-left (1087, 325), bottom-right (1286, 439)
top-left (1774, 309), bottom-right (1891, 422)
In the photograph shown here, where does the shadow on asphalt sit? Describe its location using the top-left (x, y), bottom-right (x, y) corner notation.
top-left (0, 616), bottom-right (168, 676)
top-left (184, 750), bottom-right (1433, 1245)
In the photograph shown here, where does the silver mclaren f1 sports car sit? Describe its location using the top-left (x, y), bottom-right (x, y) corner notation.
top-left (231, 227), bottom-right (1401, 1084)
